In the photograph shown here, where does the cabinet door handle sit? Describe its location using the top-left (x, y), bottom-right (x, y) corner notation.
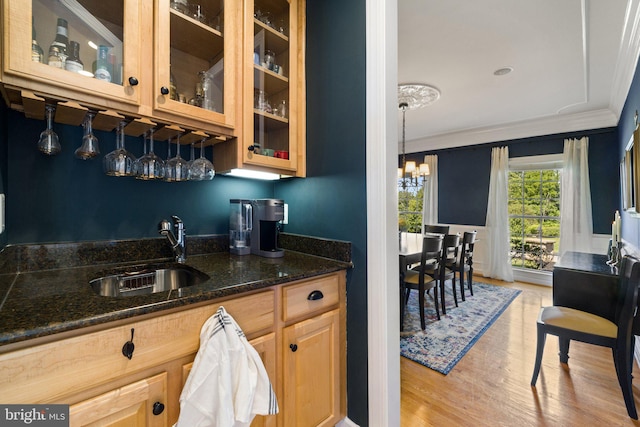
top-left (307, 290), bottom-right (324, 301)
top-left (160, 86), bottom-right (169, 95)
top-left (290, 343), bottom-right (298, 352)
top-left (121, 328), bottom-right (135, 360)
top-left (248, 145), bottom-right (256, 152)
top-left (152, 402), bottom-right (165, 416)
top-left (128, 76), bottom-right (139, 86)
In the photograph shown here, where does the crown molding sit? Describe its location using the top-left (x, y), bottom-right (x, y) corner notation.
top-left (405, 109), bottom-right (618, 152)
top-left (610, 0), bottom-right (640, 119)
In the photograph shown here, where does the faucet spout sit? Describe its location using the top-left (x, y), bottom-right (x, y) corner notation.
top-left (158, 216), bottom-right (186, 263)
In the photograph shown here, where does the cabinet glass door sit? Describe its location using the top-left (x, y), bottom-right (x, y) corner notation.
top-left (17, 0), bottom-right (141, 104)
top-left (154, 0), bottom-right (237, 131)
top-left (245, 0), bottom-right (297, 172)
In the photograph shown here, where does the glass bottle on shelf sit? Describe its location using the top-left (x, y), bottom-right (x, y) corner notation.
top-left (48, 18), bottom-right (68, 66)
top-left (47, 45), bottom-right (64, 68)
top-left (94, 45), bottom-right (112, 82)
top-left (31, 17), bottom-right (44, 63)
top-left (170, 69), bottom-right (178, 101)
top-left (64, 41), bottom-right (83, 73)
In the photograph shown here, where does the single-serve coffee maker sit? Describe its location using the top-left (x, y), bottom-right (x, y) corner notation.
top-left (229, 199), bottom-right (253, 255)
top-left (251, 199), bottom-right (284, 258)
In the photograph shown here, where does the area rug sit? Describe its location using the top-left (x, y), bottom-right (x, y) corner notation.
top-left (400, 281), bottom-right (521, 375)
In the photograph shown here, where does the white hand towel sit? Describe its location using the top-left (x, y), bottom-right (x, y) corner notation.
top-left (175, 306), bottom-right (278, 427)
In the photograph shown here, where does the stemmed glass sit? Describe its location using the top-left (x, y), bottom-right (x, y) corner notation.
top-left (164, 134), bottom-right (190, 182)
top-left (135, 128), bottom-right (165, 180)
top-left (188, 138), bottom-right (215, 181)
top-left (37, 105), bottom-right (61, 155)
top-left (75, 112), bottom-right (100, 160)
top-left (103, 121), bottom-right (135, 176)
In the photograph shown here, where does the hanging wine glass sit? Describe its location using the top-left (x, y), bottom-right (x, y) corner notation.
top-left (37, 104), bottom-right (61, 155)
top-left (75, 112), bottom-right (100, 160)
top-left (165, 134), bottom-right (190, 182)
top-left (188, 138), bottom-right (215, 181)
top-left (103, 121), bottom-right (135, 176)
top-left (135, 128), bottom-right (165, 180)
top-left (133, 130), bottom-right (148, 177)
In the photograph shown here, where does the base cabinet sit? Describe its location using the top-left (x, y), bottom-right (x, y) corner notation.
top-left (69, 373), bottom-right (167, 427)
top-left (0, 271), bottom-right (346, 426)
top-left (283, 309), bottom-right (341, 427)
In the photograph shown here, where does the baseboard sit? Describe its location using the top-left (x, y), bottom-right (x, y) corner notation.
top-left (335, 417), bottom-right (360, 427)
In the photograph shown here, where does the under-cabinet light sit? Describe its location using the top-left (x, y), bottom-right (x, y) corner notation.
top-left (225, 169), bottom-right (282, 180)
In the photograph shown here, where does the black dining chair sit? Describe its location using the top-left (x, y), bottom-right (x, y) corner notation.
top-left (424, 224), bottom-right (450, 236)
top-left (454, 231), bottom-right (477, 301)
top-left (530, 255), bottom-right (640, 419)
top-left (402, 234), bottom-right (444, 330)
top-left (442, 233), bottom-right (461, 309)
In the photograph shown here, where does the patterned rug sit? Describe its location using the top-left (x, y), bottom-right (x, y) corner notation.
top-left (400, 281), bottom-right (521, 375)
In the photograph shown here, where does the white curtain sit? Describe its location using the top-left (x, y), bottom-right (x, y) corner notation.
top-left (559, 137), bottom-right (593, 255)
top-left (484, 146), bottom-right (514, 282)
top-left (421, 155), bottom-right (438, 229)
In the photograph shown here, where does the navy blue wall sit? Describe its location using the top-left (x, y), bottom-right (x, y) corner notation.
top-left (618, 56), bottom-right (640, 248)
top-left (406, 128), bottom-right (619, 234)
top-left (277, 0), bottom-right (368, 424)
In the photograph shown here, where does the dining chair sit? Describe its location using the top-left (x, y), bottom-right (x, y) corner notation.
top-left (442, 234), bottom-right (461, 309)
top-left (455, 231), bottom-right (477, 301)
top-left (530, 255), bottom-right (640, 419)
top-left (402, 234), bottom-right (444, 330)
top-left (424, 224), bottom-right (450, 235)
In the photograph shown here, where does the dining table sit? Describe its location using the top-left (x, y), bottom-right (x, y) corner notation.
top-left (399, 232), bottom-right (425, 329)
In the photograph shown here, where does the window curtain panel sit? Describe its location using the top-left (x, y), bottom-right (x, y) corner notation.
top-left (484, 146), bottom-right (514, 282)
top-left (421, 155), bottom-right (438, 229)
top-left (559, 137), bottom-right (593, 255)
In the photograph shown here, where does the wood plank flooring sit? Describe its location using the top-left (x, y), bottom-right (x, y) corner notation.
top-left (400, 277), bottom-right (640, 426)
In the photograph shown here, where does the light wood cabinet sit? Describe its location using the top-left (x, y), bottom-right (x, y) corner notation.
top-left (0, 272), bottom-right (345, 427)
top-left (213, 0), bottom-right (306, 177)
top-left (69, 373), bottom-right (168, 427)
top-left (1, 0), bottom-right (238, 138)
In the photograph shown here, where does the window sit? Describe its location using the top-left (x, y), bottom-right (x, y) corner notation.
top-left (508, 168), bottom-right (561, 270)
top-left (398, 178), bottom-right (425, 233)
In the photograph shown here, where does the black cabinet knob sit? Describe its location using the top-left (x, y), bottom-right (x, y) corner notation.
top-left (128, 76), bottom-right (139, 86)
top-left (160, 86), bottom-right (169, 95)
top-left (290, 343), bottom-right (298, 352)
top-left (152, 402), bottom-right (165, 416)
top-left (248, 145), bottom-right (256, 152)
top-left (122, 328), bottom-right (135, 360)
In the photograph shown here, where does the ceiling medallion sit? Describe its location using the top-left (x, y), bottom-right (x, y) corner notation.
top-left (398, 83), bottom-right (440, 110)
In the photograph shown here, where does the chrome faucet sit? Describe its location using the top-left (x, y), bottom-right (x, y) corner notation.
top-left (159, 215), bottom-right (186, 263)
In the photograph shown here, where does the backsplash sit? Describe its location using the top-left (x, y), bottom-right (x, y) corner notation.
top-left (0, 233), bottom-right (352, 274)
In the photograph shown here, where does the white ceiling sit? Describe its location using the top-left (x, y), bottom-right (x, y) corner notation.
top-left (398, 0), bottom-right (640, 153)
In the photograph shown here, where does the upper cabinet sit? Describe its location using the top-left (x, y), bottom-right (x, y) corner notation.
top-left (1, 0), bottom-right (305, 176)
top-left (2, 0), bottom-right (238, 137)
top-left (214, 0), bottom-right (306, 177)
top-left (153, 0), bottom-right (240, 134)
top-left (3, 0), bottom-right (143, 109)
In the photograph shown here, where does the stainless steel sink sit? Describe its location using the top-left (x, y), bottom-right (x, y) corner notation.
top-left (89, 263), bottom-right (209, 297)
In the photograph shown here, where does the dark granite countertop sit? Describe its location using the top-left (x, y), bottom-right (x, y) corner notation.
top-left (0, 234), bottom-right (352, 348)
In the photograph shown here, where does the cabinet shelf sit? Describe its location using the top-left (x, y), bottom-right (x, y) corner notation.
top-left (254, 19), bottom-right (289, 53)
top-left (254, 110), bottom-right (289, 131)
top-left (254, 65), bottom-right (289, 95)
top-left (170, 9), bottom-right (223, 62)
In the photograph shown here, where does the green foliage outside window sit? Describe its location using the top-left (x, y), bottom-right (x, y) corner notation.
top-left (509, 170), bottom-right (561, 270)
top-left (398, 186), bottom-right (424, 232)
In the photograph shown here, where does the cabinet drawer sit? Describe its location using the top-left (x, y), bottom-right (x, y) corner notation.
top-left (282, 274), bottom-right (340, 322)
top-left (0, 290), bottom-right (274, 403)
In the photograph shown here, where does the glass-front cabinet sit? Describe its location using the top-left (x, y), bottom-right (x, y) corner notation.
top-left (153, 0), bottom-right (239, 132)
top-left (2, 0), bottom-right (237, 136)
top-left (232, 0), bottom-right (305, 177)
top-left (4, 0), bottom-right (142, 109)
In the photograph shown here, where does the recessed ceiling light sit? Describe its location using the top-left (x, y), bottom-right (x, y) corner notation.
top-left (494, 67), bottom-right (513, 76)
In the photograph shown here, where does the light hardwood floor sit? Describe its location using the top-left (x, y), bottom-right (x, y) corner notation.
top-left (401, 276), bottom-right (640, 426)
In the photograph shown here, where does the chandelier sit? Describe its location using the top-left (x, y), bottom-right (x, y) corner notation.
top-left (398, 83), bottom-right (440, 189)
